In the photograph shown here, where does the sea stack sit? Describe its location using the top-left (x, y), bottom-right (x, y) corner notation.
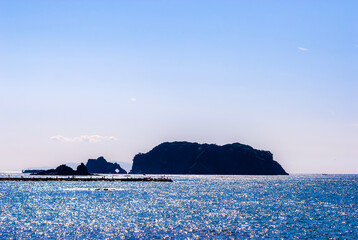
top-left (130, 142), bottom-right (288, 175)
top-left (86, 156), bottom-right (127, 174)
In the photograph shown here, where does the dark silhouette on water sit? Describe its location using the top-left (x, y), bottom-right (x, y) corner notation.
top-left (0, 176), bottom-right (173, 182)
top-left (76, 163), bottom-right (91, 175)
top-left (16, 161), bottom-right (172, 182)
top-left (86, 156), bottom-right (127, 174)
top-left (130, 141), bottom-right (288, 175)
top-left (34, 163), bottom-right (92, 176)
top-left (22, 169), bottom-right (44, 174)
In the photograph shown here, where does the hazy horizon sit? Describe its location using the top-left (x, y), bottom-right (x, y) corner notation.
top-left (1, 1), bottom-right (357, 174)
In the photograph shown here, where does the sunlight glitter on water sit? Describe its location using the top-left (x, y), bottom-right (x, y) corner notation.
top-left (61, 188), bottom-right (126, 191)
top-left (0, 174), bottom-right (357, 239)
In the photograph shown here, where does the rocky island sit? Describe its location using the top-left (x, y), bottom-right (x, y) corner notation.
top-left (23, 157), bottom-right (127, 175)
top-left (86, 156), bottom-right (127, 174)
top-left (34, 163), bottom-right (91, 175)
top-left (130, 142), bottom-right (288, 175)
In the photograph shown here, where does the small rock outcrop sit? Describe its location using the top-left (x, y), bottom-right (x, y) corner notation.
top-left (130, 141), bottom-right (288, 175)
top-left (22, 169), bottom-right (44, 174)
top-left (76, 163), bottom-right (90, 175)
top-left (86, 156), bottom-right (127, 174)
top-left (35, 163), bottom-right (91, 175)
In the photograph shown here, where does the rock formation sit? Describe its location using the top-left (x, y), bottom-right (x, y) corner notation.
top-left (76, 163), bottom-right (90, 175)
top-left (86, 156), bottom-right (127, 174)
top-left (35, 163), bottom-right (91, 175)
top-left (130, 142), bottom-right (288, 175)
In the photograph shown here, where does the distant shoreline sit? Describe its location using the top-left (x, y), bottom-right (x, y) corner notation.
top-left (0, 176), bottom-right (173, 182)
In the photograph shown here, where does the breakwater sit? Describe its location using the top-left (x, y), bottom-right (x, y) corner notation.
top-left (0, 176), bottom-right (173, 182)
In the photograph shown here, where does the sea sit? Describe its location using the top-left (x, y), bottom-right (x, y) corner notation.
top-left (0, 173), bottom-right (357, 239)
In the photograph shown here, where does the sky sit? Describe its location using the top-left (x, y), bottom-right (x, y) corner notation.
top-left (0, 0), bottom-right (357, 173)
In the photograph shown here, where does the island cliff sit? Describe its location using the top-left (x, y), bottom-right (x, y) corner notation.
top-left (86, 156), bottom-right (127, 174)
top-left (130, 142), bottom-right (288, 175)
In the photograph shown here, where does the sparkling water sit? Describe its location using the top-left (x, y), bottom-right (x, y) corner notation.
top-left (0, 174), bottom-right (357, 239)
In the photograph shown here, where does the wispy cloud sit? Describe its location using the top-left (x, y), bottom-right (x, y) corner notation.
top-left (130, 97), bottom-right (137, 102)
top-left (355, 45), bottom-right (358, 48)
top-left (50, 135), bottom-right (118, 143)
top-left (298, 47), bottom-right (309, 51)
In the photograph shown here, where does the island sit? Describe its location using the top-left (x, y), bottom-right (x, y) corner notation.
top-left (130, 141), bottom-right (288, 175)
top-left (34, 163), bottom-right (91, 175)
top-left (86, 156), bottom-right (127, 174)
top-left (14, 159), bottom-right (171, 182)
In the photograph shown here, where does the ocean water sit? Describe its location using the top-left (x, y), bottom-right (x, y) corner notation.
top-left (0, 174), bottom-right (357, 239)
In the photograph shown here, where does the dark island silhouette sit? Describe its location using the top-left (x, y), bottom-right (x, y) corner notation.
top-left (22, 169), bottom-right (44, 174)
top-left (27, 142), bottom-right (287, 176)
top-left (23, 160), bottom-right (171, 181)
top-left (35, 163), bottom-right (91, 175)
top-left (130, 141), bottom-right (288, 175)
top-left (86, 156), bottom-right (127, 174)
top-left (28, 157), bottom-right (127, 175)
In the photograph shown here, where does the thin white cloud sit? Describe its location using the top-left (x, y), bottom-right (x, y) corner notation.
top-left (130, 97), bottom-right (137, 102)
top-left (50, 135), bottom-right (118, 143)
top-left (298, 47), bottom-right (309, 51)
top-left (355, 45), bottom-right (358, 48)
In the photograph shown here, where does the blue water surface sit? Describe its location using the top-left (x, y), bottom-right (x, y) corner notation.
top-left (0, 174), bottom-right (357, 239)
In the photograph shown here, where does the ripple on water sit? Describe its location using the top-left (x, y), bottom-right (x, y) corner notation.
top-left (0, 174), bottom-right (357, 239)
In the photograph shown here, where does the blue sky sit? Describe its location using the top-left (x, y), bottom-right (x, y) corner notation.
top-left (0, 1), bottom-right (357, 173)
